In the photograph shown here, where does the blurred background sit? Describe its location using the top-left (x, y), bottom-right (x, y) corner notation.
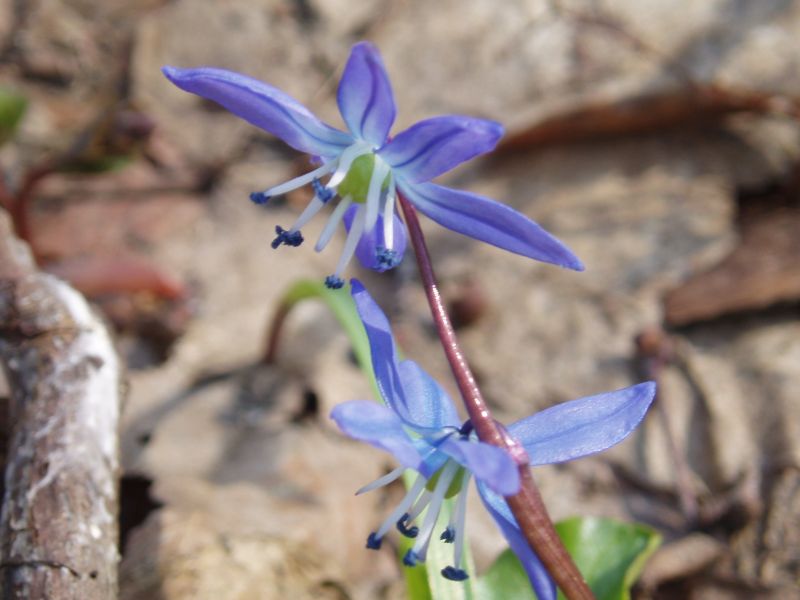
top-left (1, 1), bottom-right (799, 598)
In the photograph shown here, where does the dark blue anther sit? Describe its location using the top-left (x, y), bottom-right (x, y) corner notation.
top-left (311, 178), bottom-right (334, 203)
top-left (441, 566), bottom-right (469, 581)
top-left (402, 549), bottom-right (420, 567)
top-left (250, 191), bottom-right (270, 205)
top-left (375, 246), bottom-right (401, 270)
top-left (324, 275), bottom-right (345, 289)
top-left (396, 513), bottom-right (419, 538)
top-left (459, 420), bottom-right (474, 438)
top-left (366, 532), bottom-right (382, 550)
top-left (271, 226), bottom-right (304, 249)
top-left (440, 527), bottom-right (455, 543)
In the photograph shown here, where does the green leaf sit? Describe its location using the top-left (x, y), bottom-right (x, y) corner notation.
top-left (554, 517), bottom-right (660, 600)
top-left (0, 88), bottom-right (28, 146)
top-left (476, 516), bottom-right (661, 600)
top-left (277, 278), bottom-right (372, 378)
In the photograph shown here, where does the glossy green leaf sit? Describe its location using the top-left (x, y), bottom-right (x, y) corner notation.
top-left (476, 516), bottom-right (661, 600)
top-left (554, 516), bottom-right (660, 600)
top-left (0, 88), bottom-right (28, 146)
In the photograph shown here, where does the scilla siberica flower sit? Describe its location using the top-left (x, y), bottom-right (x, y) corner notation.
top-left (331, 281), bottom-right (655, 598)
top-left (162, 43), bottom-right (583, 289)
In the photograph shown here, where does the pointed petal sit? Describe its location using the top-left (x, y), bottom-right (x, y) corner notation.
top-left (350, 279), bottom-right (406, 411)
top-left (441, 437), bottom-right (519, 496)
top-left (477, 482), bottom-right (557, 600)
top-left (400, 182), bottom-right (584, 270)
top-left (343, 205), bottom-right (408, 272)
top-left (350, 280), bottom-right (459, 433)
top-left (397, 360), bottom-right (460, 429)
top-left (337, 42), bottom-right (396, 147)
top-left (379, 116), bottom-right (503, 183)
top-left (162, 66), bottom-right (351, 157)
top-left (331, 401), bottom-right (424, 471)
top-left (509, 382), bottom-right (656, 466)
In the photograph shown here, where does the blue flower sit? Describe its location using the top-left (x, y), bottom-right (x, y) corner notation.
top-left (162, 43), bottom-right (583, 289)
top-left (331, 280), bottom-right (655, 598)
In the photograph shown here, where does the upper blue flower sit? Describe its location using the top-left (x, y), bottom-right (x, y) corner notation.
top-left (331, 280), bottom-right (655, 597)
top-left (162, 42), bottom-right (584, 288)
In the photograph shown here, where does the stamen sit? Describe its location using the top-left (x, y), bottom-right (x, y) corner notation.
top-left (250, 191), bottom-right (269, 205)
top-left (366, 532), bottom-right (382, 550)
top-left (406, 490), bottom-right (432, 523)
top-left (271, 225), bottom-right (304, 249)
top-left (311, 178), bottom-right (335, 203)
top-left (372, 474), bottom-right (428, 541)
top-left (324, 275), bottom-right (344, 289)
top-left (441, 474), bottom-right (471, 580)
top-left (382, 182), bottom-right (397, 249)
top-left (375, 246), bottom-right (401, 270)
top-left (406, 461), bottom-right (460, 565)
top-left (315, 197), bottom-right (353, 252)
top-left (332, 205), bottom-right (365, 277)
top-left (259, 162), bottom-right (335, 198)
top-left (396, 513), bottom-right (419, 538)
top-left (328, 142), bottom-right (372, 188)
top-left (356, 466), bottom-right (405, 495)
top-left (441, 566), bottom-right (469, 581)
top-left (288, 196), bottom-right (326, 232)
top-left (364, 159), bottom-right (390, 233)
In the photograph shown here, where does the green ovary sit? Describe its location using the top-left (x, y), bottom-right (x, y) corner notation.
top-left (336, 154), bottom-right (391, 203)
top-left (426, 464), bottom-right (466, 499)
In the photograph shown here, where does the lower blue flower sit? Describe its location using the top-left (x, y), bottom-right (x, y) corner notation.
top-left (330, 280), bottom-right (656, 598)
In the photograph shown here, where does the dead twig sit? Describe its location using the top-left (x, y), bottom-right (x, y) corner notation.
top-left (0, 209), bottom-right (122, 599)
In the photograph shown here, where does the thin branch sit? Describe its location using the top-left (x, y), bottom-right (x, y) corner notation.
top-left (0, 210), bottom-right (122, 599)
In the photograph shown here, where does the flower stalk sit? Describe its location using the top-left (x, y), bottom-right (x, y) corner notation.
top-left (398, 193), bottom-right (595, 600)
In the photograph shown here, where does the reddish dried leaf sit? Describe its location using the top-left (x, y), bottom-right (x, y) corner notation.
top-left (665, 206), bottom-right (800, 326)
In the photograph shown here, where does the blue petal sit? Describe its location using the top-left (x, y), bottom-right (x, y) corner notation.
top-left (397, 360), bottom-right (460, 430)
top-left (477, 481), bottom-right (557, 600)
top-left (337, 42), bottom-right (396, 147)
top-left (343, 206), bottom-right (408, 272)
top-left (162, 66), bottom-right (352, 158)
top-left (509, 382), bottom-right (656, 466)
top-left (441, 437), bottom-right (519, 496)
top-left (350, 280), bottom-right (459, 433)
top-left (399, 182), bottom-right (584, 270)
top-left (379, 116), bottom-right (503, 183)
top-left (330, 401), bottom-right (426, 472)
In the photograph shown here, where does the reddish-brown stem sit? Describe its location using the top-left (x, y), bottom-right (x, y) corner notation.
top-left (7, 161), bottom-right (58, 260)
top-left (263, 302), bottom-right (291, 365)
top-left (398, 194), bottom-right (594, 600)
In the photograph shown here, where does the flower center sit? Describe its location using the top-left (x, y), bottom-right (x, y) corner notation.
top-left (336, 153), bottom-right (391, 204)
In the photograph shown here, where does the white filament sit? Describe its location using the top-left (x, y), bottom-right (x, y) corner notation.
top-left (410, 461), bottom-right (459, 562)
top-left (382, 180), bottom-right (397, 250)
top-left (364, 159), bottom-right (390, 234)
top-left (289, 196), bottom-right (326, 232)
top-left (261, 162), bottom-right (334, 197)
top-left (375, 474), bottom-right (428, 539)
top-left (356, 466), bottom-right (405, 496)
top-left (334, 205), bottom-right (365, 275)
top-left (315, 196), bottom-right (353, 252)
top-left (451, 475), bottom-right (470, 568)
